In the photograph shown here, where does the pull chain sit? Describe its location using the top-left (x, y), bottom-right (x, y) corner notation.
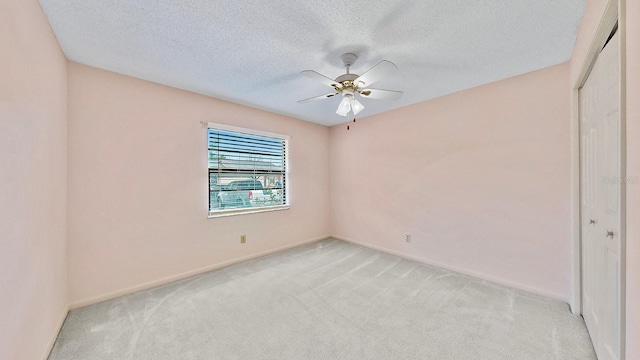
top-left (346, 110), bottom-right (357, 130)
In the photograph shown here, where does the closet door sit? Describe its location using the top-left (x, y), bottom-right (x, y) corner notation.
top-left (579, 30), bottom-right (621, 360)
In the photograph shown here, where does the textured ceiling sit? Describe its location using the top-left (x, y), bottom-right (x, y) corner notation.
top-left (39, 0), bottom-right (586, 126)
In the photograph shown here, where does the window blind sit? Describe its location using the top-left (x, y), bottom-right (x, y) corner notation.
top-left (208, 127), bottom-right (288, 213)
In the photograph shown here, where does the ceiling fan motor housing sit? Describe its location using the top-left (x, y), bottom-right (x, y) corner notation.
top-left (335, 74), bottom-right (361, 94)
top-left (335, 74), bottom-right (359, 83)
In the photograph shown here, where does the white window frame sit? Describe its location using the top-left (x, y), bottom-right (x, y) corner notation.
top-left (207, 122), bottom-right (290, 218)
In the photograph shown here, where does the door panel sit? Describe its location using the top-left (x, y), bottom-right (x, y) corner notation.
top-left (579, 30), bottom-right (621, 360)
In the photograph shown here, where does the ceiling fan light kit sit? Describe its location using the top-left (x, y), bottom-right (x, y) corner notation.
top-left (298, 53), bottom-right (403, 129)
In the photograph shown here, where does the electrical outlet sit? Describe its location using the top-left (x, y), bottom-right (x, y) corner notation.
top-left (404, 233), bottom-right (411, 243)
top-left (240, 235), bottom-right (246, 244)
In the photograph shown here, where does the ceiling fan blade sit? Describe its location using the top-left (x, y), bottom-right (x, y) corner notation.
top-left (358, 88), bottom-right (403, 100)
top-left (301, 70), bottom-right (343, 89)
top-left (354, 60), bottom-right (398, 88)
top-left (297, 92), bottom-right (339, 103)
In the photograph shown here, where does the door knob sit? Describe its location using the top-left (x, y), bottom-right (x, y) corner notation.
top-left (589, 219), bottom-right (596, 225)
top-left (606, 230), bottom-right (614, 238)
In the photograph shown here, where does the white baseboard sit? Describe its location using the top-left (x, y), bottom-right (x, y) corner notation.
top-left (42, 305), bottom-right (69, 360)
top-left (69, 235), bottom-right (329, 309)
top-left (331, 235), bottom-right (568, 304)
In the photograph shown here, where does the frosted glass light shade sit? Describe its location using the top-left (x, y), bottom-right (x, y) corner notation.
top-left (336, 95), bottom-right (352, 116)
top-left (351, 98), bottom-right (364, 115)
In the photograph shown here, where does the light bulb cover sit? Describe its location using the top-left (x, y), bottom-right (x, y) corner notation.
top-left (351, 98), bottom-right (364, 115)
top-left (336, 95), bottom-right (352, 116)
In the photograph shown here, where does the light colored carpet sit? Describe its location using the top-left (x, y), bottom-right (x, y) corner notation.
top-left (48, 239), bottom-right (596, 360)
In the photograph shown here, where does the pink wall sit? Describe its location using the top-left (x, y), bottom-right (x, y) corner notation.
top-left (0, 0), bottom-right (68, 359)
top-left (3, 1), bottom-right (635, 358)
top-left (570, 0), bottom-right (639, 357)
top-left (329, 63), bottom-right (572, 300)
top-left (66, 63), bottom-right (331, 306)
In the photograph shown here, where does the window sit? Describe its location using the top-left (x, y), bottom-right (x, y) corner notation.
top-left (207, 123), bottom-right (289, 216)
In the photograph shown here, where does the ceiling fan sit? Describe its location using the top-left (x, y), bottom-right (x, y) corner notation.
top-left (298, 53), bottom-right (403, 120)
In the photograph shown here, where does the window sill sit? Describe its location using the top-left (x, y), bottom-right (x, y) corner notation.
top-left (208, 205), bottom-right (290, 218)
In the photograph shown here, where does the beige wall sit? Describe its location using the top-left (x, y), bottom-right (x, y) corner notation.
top-left (569, 0), bottom-right (639, 357)
top-left (66, 62), bottom-right (331, 306)
top-left (625, 1), bottom-right (640, 357)
top-left (329, 64), bottom-right (572, 300)
top-left (0, 1), bottom-right (68, 359)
